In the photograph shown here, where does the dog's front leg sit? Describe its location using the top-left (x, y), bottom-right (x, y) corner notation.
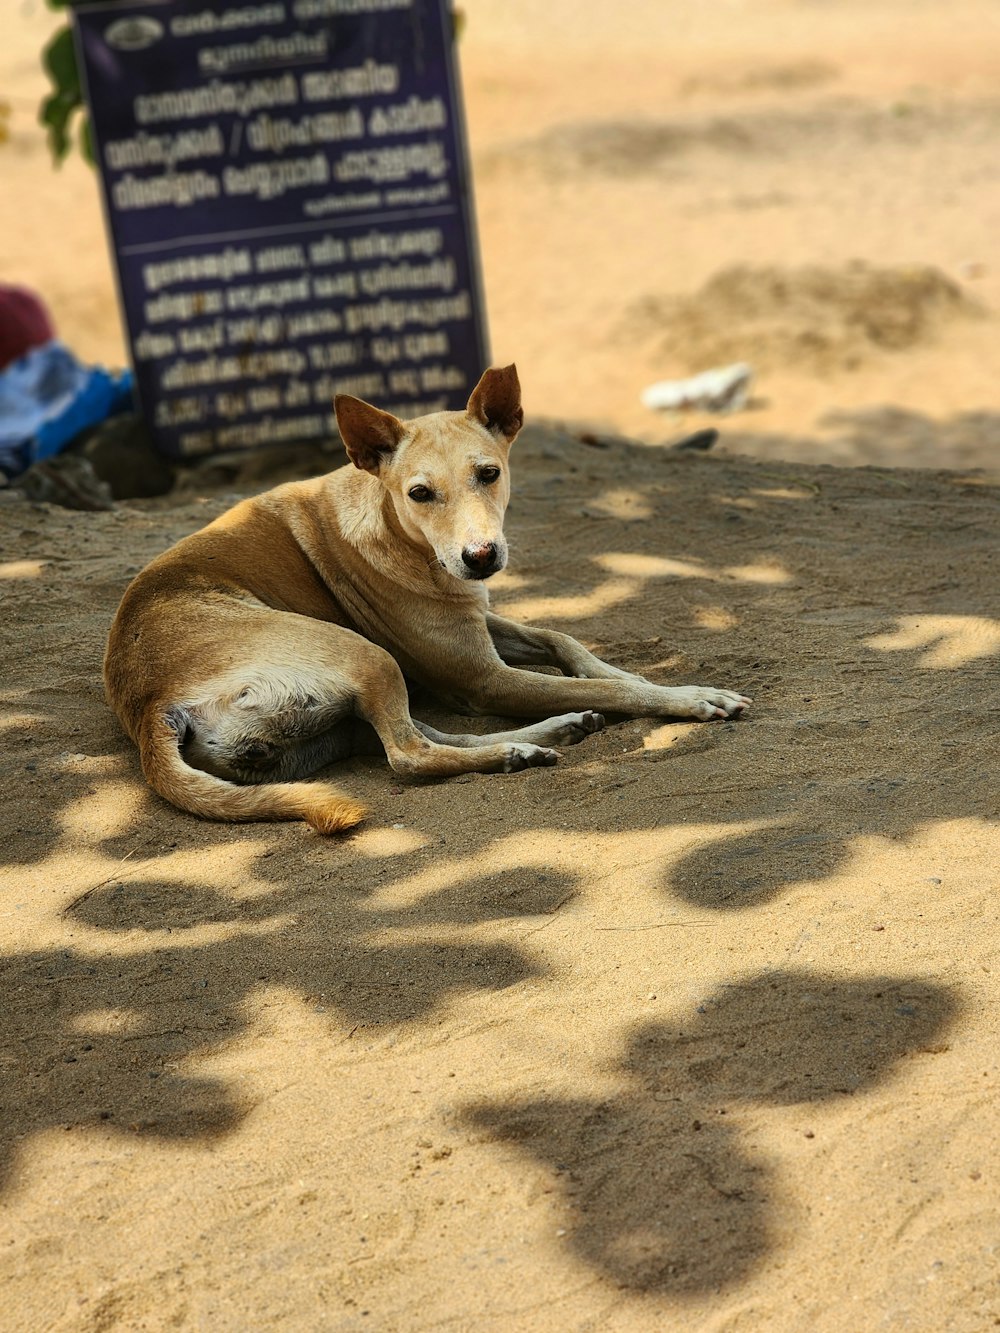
top-left (350, 640), bottom-right (566, 777)
top-left (487, 613), bottom-right (660, 682)
top-left (463, 654), bottom-right (751, 723)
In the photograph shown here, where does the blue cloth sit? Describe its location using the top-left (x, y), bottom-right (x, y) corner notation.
top-left (0, 341), bottom-right (134, 478)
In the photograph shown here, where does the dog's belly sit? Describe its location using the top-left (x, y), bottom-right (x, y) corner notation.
top-left (181, 714), bottom-right (371, 785)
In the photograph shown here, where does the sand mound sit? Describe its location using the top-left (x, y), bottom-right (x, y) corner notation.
top-left (480, 99), bottom-right (1000, 182)
top-left (480, 117), bottom-right (755, 176)
top-left (629, 262), bottom-right (983, 374)
top-left (679, 59), bottom-right (839, 98)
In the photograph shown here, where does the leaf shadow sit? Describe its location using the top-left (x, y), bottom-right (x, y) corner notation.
top-left (464, 968), bottom-right (959, 1292)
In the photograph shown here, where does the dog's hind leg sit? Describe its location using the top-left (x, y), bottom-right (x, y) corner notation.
top-left (412, 712), bottom-right (605, 749)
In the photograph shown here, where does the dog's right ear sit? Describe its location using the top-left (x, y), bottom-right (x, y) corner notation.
top-left (335, 395), bottom-right (405, 474)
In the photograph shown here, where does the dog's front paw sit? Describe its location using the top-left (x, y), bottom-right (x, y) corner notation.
top-left (669, 687), bottom-right (752, 721)
top-left (502, 743), bottom-right (559, 772)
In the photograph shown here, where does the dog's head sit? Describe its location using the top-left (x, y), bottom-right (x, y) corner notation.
top-left (335, 364), bottom-right (523, 582)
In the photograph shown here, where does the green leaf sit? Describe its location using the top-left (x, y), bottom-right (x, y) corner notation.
top-left (39, 22), bottom-right (89, 165)
top-left (42, 25), bottom-right (80, 99)
top-left (79, 113), bottom-right (95, 165)
top-left (40, 85), bottom-right (83, 164)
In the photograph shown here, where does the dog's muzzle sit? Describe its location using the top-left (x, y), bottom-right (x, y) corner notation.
top-left (461, 541), bottom-right (502, 579)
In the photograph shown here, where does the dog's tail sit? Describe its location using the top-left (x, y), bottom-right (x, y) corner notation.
top-left (137, 710), bottom-right (367, 835)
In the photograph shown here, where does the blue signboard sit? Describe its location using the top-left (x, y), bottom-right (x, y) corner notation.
top-left (72, 0), bottom-right (489, 458)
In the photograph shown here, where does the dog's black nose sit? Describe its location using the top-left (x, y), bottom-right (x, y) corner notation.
top-left (461, 542), bottom-right (498, 574)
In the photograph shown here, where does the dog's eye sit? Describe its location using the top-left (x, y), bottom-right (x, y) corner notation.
top-left (478, 466), bottom-right (501, 484)
top-left (408, 484), bottom-right (434, 503)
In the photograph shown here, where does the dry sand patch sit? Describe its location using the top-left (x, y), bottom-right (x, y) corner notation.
top-left (2, 426), bottom-right (998, 1329)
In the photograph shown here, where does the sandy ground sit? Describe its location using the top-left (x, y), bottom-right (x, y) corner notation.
top-left (2, 1), bottom-right (1000, 1330)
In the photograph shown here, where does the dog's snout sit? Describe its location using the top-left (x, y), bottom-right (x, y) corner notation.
top-left (461, 542), bottom-right (499, 575)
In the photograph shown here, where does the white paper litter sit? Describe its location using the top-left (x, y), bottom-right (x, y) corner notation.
top-left (641, 362), bottom-right (753, 414)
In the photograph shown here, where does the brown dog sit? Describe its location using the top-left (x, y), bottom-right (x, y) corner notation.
top-left (104, 365), bottom-right (750, 833)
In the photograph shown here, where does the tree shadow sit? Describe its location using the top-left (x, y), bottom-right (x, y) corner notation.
top-left (464, 968), bottom-right (959, 1293)
top-left (697, 408), bottom-right (1000, 472)
top-left (0, 853), bottom-right (579, 1190)
top-left (663, 819), bottom-right (844, 911)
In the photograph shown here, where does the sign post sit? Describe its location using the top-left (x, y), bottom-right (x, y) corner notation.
top-left (73, 0), bottom-right (489, 459)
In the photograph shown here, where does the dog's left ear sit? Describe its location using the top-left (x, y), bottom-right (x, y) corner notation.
top-left (467, 364), bottom-right (523, 442)
top-left (335, 395), bottom-right (406, 474)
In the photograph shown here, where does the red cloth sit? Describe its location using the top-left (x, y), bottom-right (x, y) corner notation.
top-left (0, 284), bottom-right (57, 371)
